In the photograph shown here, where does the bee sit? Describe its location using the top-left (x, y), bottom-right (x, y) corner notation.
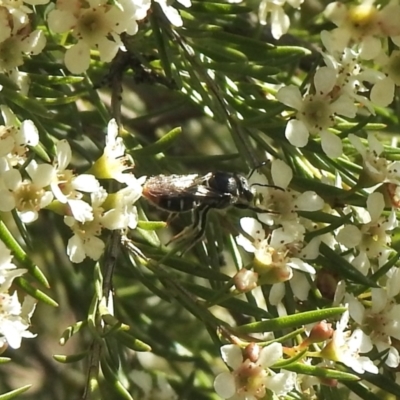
top-left (142, 171), bottom-right (275, 244)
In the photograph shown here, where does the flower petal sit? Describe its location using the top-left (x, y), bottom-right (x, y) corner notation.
top-left (314, 66), bottom-right (336, 95)
top-left (65, 41), bottom-right (91, 74)
top-left (370, 77), bottom-right (395, 107)
top-left (295, 191), bottom-right (324, 211)
top-left (320, 130), bottom-right (343, 158)
top-left (57, 140), bottom-right (72, 170)
top-left (287, 258), bottom-right (316, 274)
top-left (214, 372), bottom-right (236, 398)
top-left (337, 225), bottom-right (362, 248)
top-left (271, 159), bottom-right (293, 189)
top-left (285, 119), bottom-right (309, 147)
top-left (276, 85), bottom-right (303, 110)
top-left (221, 344), bottom-right (243, 369)
top-left (367, 192), bottom-right (384, 222)
top-left (258, 342), bottom-right (283, 367)
top-left (269, 282), bottom-right (285, 305)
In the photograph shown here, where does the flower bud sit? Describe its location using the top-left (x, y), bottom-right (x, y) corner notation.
top-left (311, 321), bottom-right (334, 341)
top-left (234, 269), bottom-right (258, 292)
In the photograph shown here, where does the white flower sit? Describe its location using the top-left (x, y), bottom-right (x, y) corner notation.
top-left (237, 217), bottom-right (316, 304)
top-left (251, 160), bottom-right (324, 227)
top-left (65, 188), bottom-right (108, 263)
top-left (322, 308), bottom-right (378, 374)
top-left (47, 0), bottom-right (140, 73)
top-left (90, 119), bottom-right (138, 185)
top-left (0, 238), bottom-right (34, 356)
top-left (258, 0), bottom-right (303, 39)
top-left (0, 240), bottom-right (27, 292)
top-left (214, 343), bottom-right (296, 399)
top-left (0, 293), bottom-right (36, 349)
top-left (101, 184), bottom-right (142, 230)
top-left (50, 139), bottom-right (100, 222)
top-left (345, 279), bottom-right (400, 368)
top-left (63, 120), bottom-right (144, 263)
top-left (0, 161), bottom-right (53, 223)
top-left (237, 163), bottom-right (324, 305)
top-left (337, 192), bottom-right (396, 273)
top-left (0, 29), bottom-right (46, 73)
top-left (65, 184), bottom-right (143, 263)
top-left (0, 114), bottom-right (39, 166)
top-left (323, 0), bottom-right (400, 60)
top-left (320, 47), bottom-right (382, 114)
top-left (154, 0), bottom-right (191, 27)
top-left (369, 50), bottom-right (400, 107)
top-left (237, 160), bottom-right (324, 305)
top-left (117, 0), bottom-right (152, 22)
top-left (66, 232), bottom-right (105, 263)
top-left (277, 67), bottom-right (354, 157)
top-left (0, 1), bottom-right (49, 43)
top-left (238, 218), bottom-right (314, 273)
top-left (348, 133), bottom-right (400, 185)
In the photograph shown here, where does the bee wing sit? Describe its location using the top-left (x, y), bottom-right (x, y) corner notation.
top-left (180, 174), bottom-right (230, 200)
top-left (144, 174), bottom-right (202, 198)
top-left (143, 174), bottom-right (227, 199)
top-left (143, 173), bottom-right (233, 213)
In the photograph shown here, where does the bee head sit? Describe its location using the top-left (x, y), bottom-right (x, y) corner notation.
top-left (208, 172), bottom-right (254, 203)
top-left (236, 174), bottom-right (254, 203)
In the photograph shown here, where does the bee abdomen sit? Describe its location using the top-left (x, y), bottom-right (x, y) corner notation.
top-left (157, 197), bottom-right (202, 213)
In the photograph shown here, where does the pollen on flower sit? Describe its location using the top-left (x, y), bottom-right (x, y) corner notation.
top-left (0, 163), bottom-right (54, 223)
top-left (56, 170), bottom-right (76, 196)
top-left (346, 4), bottom-right (379, 39)
top-left (254, 242), bottom-right (286, 270)
top-left (300, 94), bottom-right (335, 132)
top-left (15, 182), bottom-right (45, 211)
top-left (324, 0), bottom-right (400, 60)
top-left (75, 8), bottom-right (112, 43)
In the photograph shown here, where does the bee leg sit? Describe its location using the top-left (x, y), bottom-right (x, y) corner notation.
top-left (166, 212), bottom-right (178, 225)
top-left (248, 206), bottom-right (278, 214)
top-left (166, 205), bottom-right (210, 249)
top-left (235, 204), bottom-right (278, 214)
top-left (190, 204), bottom-right (210, 242)
top-left (166, 214), bottom-right (197, 246)
top-left (165, 209), bottom-right (199, 246)
top-left (166, 225), bottom-right (193, 246)
top-left (176, 205), bottom-right (211, 254)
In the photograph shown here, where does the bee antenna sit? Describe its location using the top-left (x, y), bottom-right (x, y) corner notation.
top-left (247, 161), bottom-right (268, 180)
top-left (251, 183), bottom-right (284, 191)
top-left (247, 162), bottom-right (284, 191)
